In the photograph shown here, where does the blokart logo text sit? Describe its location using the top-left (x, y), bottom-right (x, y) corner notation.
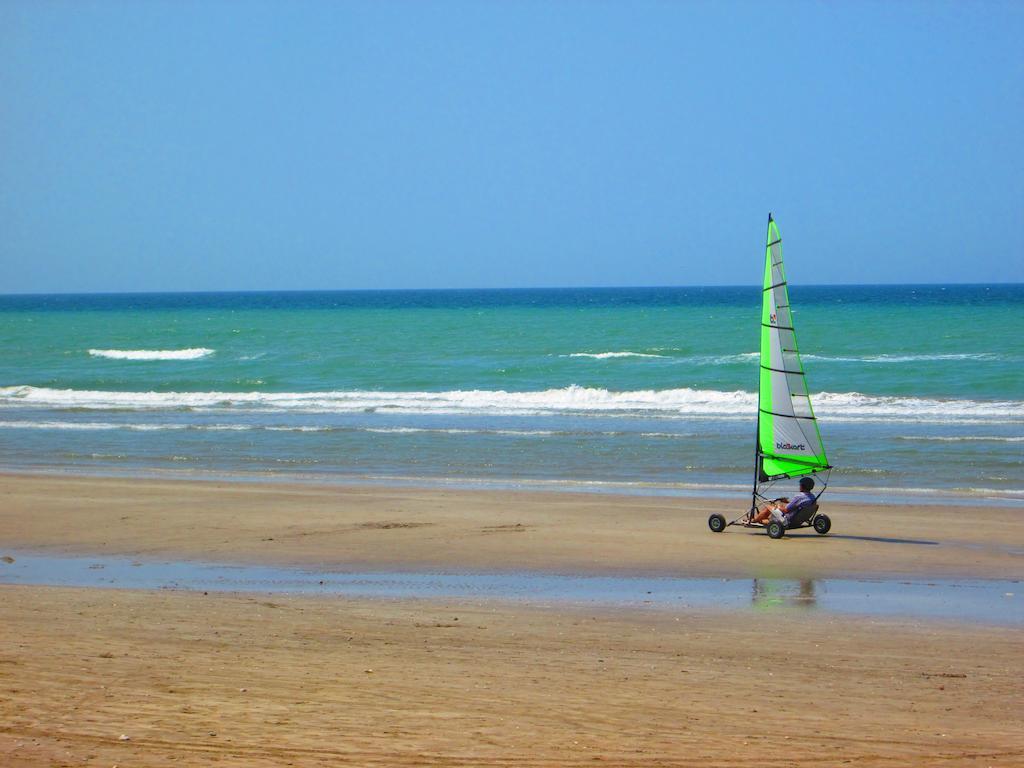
top-left (776, 441), bottom-right (806, 451)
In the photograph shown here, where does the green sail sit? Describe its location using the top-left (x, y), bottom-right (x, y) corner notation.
top-left (757, 216), bottom-right (830, 481)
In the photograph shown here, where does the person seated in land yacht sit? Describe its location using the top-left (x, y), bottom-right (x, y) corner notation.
top-left (749, 476), bottom-right (817, 526)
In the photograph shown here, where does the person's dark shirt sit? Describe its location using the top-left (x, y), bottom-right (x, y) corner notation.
top-left (784, 491), bottom-right (815, 515)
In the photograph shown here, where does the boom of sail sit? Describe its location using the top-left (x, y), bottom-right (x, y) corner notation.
top-left (756, 215), bottom-right (831, 482)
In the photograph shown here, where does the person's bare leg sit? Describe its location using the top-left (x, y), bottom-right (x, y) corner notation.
top-left (750, 506), bottom-right (777, 524)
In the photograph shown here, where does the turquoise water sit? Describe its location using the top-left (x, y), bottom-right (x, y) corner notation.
top-left (0, 286), bottom-right (1021, 501)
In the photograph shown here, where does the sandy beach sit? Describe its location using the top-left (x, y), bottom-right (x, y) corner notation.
top-left (1, 473), bottom-right (1021, 578)
top-left (2, 587), bottom-right (1022, 767)
top-left (1, 473), bottom-right (1022, 766)
top-left (4, 0), bottom-right (1022, 764)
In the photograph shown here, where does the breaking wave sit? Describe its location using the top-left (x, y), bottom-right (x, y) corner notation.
top-left (562, 351), bottom-right (666, 359)
top-left (88, 348), bottom-right (214, 361)
top-left (1, 385), bottom-right (1022, 424)
top-left (895, 435), bottom-right (1024, 443)
top-left (0, 421), bottom-right (710, 441)
top-left (0, 420), bottom-right (183, 431)
top-left (801, 352), bottom-right (1001, 364)
top-left (555, 351), bottom-right (1006, 365)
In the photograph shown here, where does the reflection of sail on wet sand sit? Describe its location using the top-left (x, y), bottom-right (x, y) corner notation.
top-left (751, 579), bottom-right (818, 610)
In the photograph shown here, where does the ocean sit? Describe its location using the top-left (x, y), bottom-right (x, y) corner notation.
top-left (0, 285), bottom-right (1021, 504)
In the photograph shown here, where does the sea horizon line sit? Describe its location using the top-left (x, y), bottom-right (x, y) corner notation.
top-left (1, 281), bottom-right (1022, 299)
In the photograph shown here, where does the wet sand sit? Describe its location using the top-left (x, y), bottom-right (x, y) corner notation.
top-left (2, 551), bottom-right (1021, 625)
top-left (1, 473), bottom-right (1021, 578)
top-left (0, 472), bottom-right (1022, 766)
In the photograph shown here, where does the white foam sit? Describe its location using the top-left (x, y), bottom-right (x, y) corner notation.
top-left (708, 352), bottom-right (760, 363)
top-left (363, 427), bottom-right (430, 434)
top-left (956, 487), bottom-right (1024, 497)
top-left (88, 348), bottom-right (214, 361)
top-left (363, 427), bottom-right (558, 436)
top-left (812, 391), bottom-right (1024, 423)
top-left (265, 425), bottom-right (332, 432)
top-left (0, 384), bottom-right (751, 417)
top-left (0, 420), bottom-right (240, 432)
top-left (0, 420), bottom-right (188, 431)
top-left (1, 385), bottom-right (1021, 424)
top-left (0, 421), bottom-right (618, 438)
top-left (865, 353), bottom-right (1001, 363)
top-left (895, 435), bottom-right (1024, 443)
top-left (802, 353), bottom-right (999, 364)
top-left (562, 351), bottom-right (666, 359)
top-left (556, 351), bottom-right (1003, 366)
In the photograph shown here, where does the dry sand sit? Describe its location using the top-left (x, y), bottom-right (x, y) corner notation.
top-left (1, 587), bottom-right (1021, 767)
top-left (0, 473), bottom-right (1021, 766)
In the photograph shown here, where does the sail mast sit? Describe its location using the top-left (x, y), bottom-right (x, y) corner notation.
top-left (751, 213), bottom-right (773, 514)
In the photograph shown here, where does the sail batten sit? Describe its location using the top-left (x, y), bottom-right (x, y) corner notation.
top-left (756, 216), bottom-right (830, 482)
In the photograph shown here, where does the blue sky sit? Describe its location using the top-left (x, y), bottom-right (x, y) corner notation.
top-left (1, 0), bottom-right (1022, 292)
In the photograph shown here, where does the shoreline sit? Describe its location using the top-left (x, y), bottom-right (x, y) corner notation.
top-left (3, 463), bottom-right (1022, 507)
top-left (2, 471), bottom-right (1021, 580)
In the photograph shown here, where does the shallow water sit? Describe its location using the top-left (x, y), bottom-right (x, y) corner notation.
top-left (0, 552), bottom-right (1019, 626)
top-left (1, 286), bottom-right (1022, 502)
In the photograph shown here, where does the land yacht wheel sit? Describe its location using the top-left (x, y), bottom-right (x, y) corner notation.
top-left (767, 521), bottom-right (785, 539)
top-left (813, 514), bottom-right (832, 535)
top-left (708, 514), bottom-right (726, 533)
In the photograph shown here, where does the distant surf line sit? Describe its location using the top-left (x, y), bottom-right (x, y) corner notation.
top-left (77, 348), bottom-right (1012, 366)
top-left (560, 351), bottom-right (667, 359)
top-left (4, 420), bottom-right (1022, 445)
top-left (557, 351), bottom-right (1007, 365)
top-left (1, 385), bottom-right (1022, 423)
top-left (88, 348), bottom-right (214, 361)
top-left (0, 420), bottom-right (706, 439)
